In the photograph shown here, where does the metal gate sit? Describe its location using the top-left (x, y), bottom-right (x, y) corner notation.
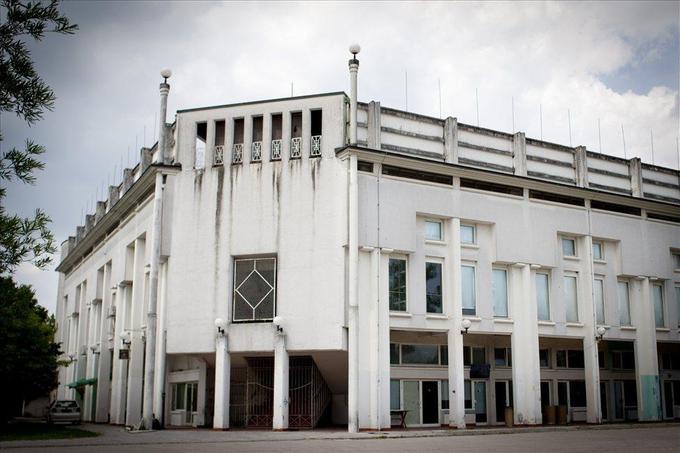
top-left (245, 357), bottom-right (274, 427)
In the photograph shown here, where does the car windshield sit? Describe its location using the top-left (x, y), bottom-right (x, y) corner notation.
top-left (54, 401), bottom-right (78, 408)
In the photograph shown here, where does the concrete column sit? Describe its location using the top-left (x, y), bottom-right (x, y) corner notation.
top-left (581, 235), bottom-right (601, 423)
top-left (367, 101), bottom-right (381, 149)
top-left (349, 53), bottom-right (359, 144)
top-left (574, 146), bottom-right (589, 188)
top-left (509, 263), bottom-right (542, 425)
top-left (444, 117), bottom-right (459, 164)
top-left (157, 80), bottom-right (169, 164)
top-left (95, 264), bottom-right (113, 423)
top-left (512, 132), bottom-right (527, 176)
top-left (152, 261), bottom-right (168, 422)
top-left (125, 238), bottom-right (146, 426)
top-left (629, 157), bottom-right (643, 197)
top-left (110, 284), bottom-right (128, 425)
top-left (213, 333), bottom-right (231, 430)
top-left (632, 277), bottom-right (662, 421)
top-left (447, 218), bottom-right (466, 429)
top-left (347, 154), bottom-right (359, 432)
top-left (273, 333), bottom-right (289, 430)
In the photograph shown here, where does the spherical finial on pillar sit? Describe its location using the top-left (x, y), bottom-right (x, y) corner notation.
top-left (160, 68), bottom-right (172, 83)
top-left (349, 44), bottom-right (361, 56)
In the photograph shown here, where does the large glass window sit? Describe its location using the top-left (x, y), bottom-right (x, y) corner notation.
top-left (653, 283), bottom-right (664, 328)
top-left (594, 278), bottom-right (605, 325)
top-left (426, 262), bottom-right (443, 313)
top-left (618, 281), bottom-right (631, 326)
top-left (462, 265), bottom-right (476, 316)
top-left (463, 346), bottom-right (486, 366)
top-left (401, 344), bottom-right (439, 365)
top-left (171, 382), bottom-right (198, 412)
top-left (536, 273), bottom-right (550, 321)
top-left (492, 268), bottom-right (508, 318)
top-left (389, 258), bottom-right (407, 311)
top-left (390, 380), bottom-right (401, 410)
top-left (232, 257), bottom-right (277, 322)
top-left (494, 348), bottom-right (512, 367)
top-left (460, 225), bottom-right (476, 244)
top-left (569, 381), bottom-right (587, 407)
top-left (564, 275), bottom-right (579, 323)
top-left (562, 238), bottom-right (576, 257)
top-left (425, 220), bottom-right (443, 241)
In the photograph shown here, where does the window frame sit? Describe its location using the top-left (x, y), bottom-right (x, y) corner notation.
top-left (561, 237), bottom-right (577, 258)
top-left (231, 256), bottom-right (278, 323)
top-left (425, 259), bottom-right (444, 314)
top-left (617, 280), bottom-right (632, 327)
top-left (388, 256), bottom-right (408, 312)
top-left (461, 262), bottom-right (477, 316)
top-left (460, 224), bottom-right (476, 245)
top-left (424, 219), bottom-right (444, 241)
top-left (652, 282), bottom-right (665, 328)
top-left (592, 241), bottom-right (604, 261)
top-left (536, 272), bottom-right (551, 321)
top-left (593, 276), bottom-right (606, 325)
top-left (563, 272), bottom-right (579, 323)
top-left (494, 347), bottom-right (512, 367)
top-left (492, 267), bottom-right (509, 318)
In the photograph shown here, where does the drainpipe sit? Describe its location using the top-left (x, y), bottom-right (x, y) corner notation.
top-left (349, 44), bottom-right (360, 144)
top-left (347, 45), bottom-right (360, 433)
top-left (142, 69), bottom-right (171, 429)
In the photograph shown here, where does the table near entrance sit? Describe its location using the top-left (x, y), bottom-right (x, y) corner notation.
top-left (390, 410), bottom-right (409, 428)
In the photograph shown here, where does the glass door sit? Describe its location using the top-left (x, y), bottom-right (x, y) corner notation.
top-left (421, 381), bottom-right (439, 425)
top-left (403, 381), bottom-right (420, 426)
top-left (474, 381), bottom-right (487, 423)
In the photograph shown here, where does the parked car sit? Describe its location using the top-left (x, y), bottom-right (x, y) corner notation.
top-left (46, 400), bottom-right (81, 424)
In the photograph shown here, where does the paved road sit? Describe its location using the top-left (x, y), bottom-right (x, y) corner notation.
top-left (2, 425), bottom-right (678, 453)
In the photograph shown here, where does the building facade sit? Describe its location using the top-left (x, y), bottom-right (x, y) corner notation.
top-left (54, 51), bottom-right (680, 431)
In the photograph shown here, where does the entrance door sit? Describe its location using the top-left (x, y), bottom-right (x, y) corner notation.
top-left (474, 381), bottom-right (487, 423)
top-left (495, 381), bottom-right (508, 424)
top-left (421, 381), bottom-right (439, 424)
top-left (613, 381), bottom-right (624, 420)
top-left (403, 381), bottom-right (420, 426)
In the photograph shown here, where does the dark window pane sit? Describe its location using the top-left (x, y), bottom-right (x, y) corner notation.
top-left (440, 345), bottom-right (448, 365)
top-left (426, 262), bottom-right (442, 313)
top-left (389, 259), bottom-right (407, 311)
top-left (401, 344), bottom-right (439, 365)
top-left (556, 350), bottom-right (567, 368)
top-left (568, 350), bottom-right (585, 368)
top-left (569, 381), bottom-right (587, 407)
top-left (539, 349), bottom-right (550, 368)
top-left (390, 343), bottom-right (399, 364)
top-left (463, 346), bottom-right (471, 366)
top-left (472, 347), bottom-right (486, 365)
top-left (494, 348), bottom-right (507, 366)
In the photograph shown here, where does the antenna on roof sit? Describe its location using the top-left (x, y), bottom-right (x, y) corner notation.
top-left (475, 88), bottom-right (480, 127)
top-left (621, 124), bottom-right (627, 159)
top-left (598, 118), bottom-right (602, 153)
top-left (153, 112), bottom-right (157, 143)
top-left (404, 70), bottom-right (408, 111)
top-left (438, 78), bottom-right (442, 118)
top-left (567, 109), bottom-right (573, 147)
top-left (511, 96), bottom-right (515, 133)
top-left (291, 82), bottom-right (293, 97)
top-left (143, 125), bottom-right (146, 148)
top-left (539, 103), bottom-right (543, 140)
top-left (676, 136), bottom-right (680, 170)
top-left (650, 130), bottom-right (655, 165)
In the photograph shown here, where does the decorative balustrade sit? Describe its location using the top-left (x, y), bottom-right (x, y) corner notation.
top-left (232, 143), bottom-right (243, 164)
top-left (291, 137), bottom-right (302, 158)
top-left (251, 141), bottom-right (262, 162)
top-left (311, 135), bottom-right (322, 157)
top-left (213, 145), bottom-right (224, 165)
top-left (271, 139), bottom-right (282, 160)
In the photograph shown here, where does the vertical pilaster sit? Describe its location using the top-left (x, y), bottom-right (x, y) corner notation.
top-left (213, 333), bottom-right (231, 429)
top-left (629, 157), bottom-right (643, 197)
top-left (367, 101), bottom-right (381, 149)
top-left (513, 132), bottom-right (527, 176)
top-left (95, 264), bottom-right (112, 423)
top-left (447, 218), bottom-right (466, 429)
top-left (110, 284), bottom-right (128, 425)
top-left (510, 263), bottom-right (542, 425)
top-left (152, 261), bottom-right (168, 421)
top-left (347, 154), bottom-right (359, 432)
top-left (273, 333), bottom-right (289, 430)
top-left (632, 277), bottom-right (662, 420)
top-left (125, 238), bottom-right (146, 426)
top-left (444, 117), bottom-right (458, 164)
top-left (581, 235), bottom-right (601, 423)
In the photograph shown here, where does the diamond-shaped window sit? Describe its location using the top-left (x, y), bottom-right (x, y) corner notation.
top-left (233, 258), bottom-right (276, 321)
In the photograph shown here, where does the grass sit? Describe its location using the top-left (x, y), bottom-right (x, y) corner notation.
top-left (0, 423), bottom-right (99, 442)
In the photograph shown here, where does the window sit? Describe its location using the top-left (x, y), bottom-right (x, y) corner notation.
top-left (536, 273), bottom-right (550, 321)
top-left (676, 286), bottom-right (680, 328)
top-left (556, 349), bottom-right (584, 368)
top-left (618, 281), bottom-right (631, 326)
top-left (401, 344), bottom-right (439, 365)
top-left (441, 380), bottom-right (450, 409)
top-left (539, 349), bottom-right (550, 368)
top-left (494, 348), bottom-right (512, 367)
top-left (271, 113), bottom-right (283, 160)
top-left (556, 350), bottom-right (567, 368)
top-left (462, 265), bottom-right (476, 316)
top-left (195, 122), bottom-right (207, 169)
top-left (594, 278), bottom-right (605, 325)
top-left (592, 242), bottom-right (604, 260)
top-left (463, 346), bottom-right (486, 366)
top-left (562, 238), bottom-right (576, 257)
top-left (598, 350), bottom-right (606, 369)
top-left (310, 110), bottom-right (322, 157)
top-left (464, 380), bottom-right (472, 409)
top-left (389, 258), bottom-right (407, 311)
top-left (390, 380), bottom-right (401, 410)
top-left (425, 220), bottom-right (443, 241)
top-left (251, 116), bottom-right (263, 162)
top-left (440, 345), bottom-right (448, 365)
top-left (612, 350), bottom-right (635, 370)
top-left (171, 382), bottom-right (198, 412)
top-left (460, 178), bottom-right (523, 196)
top-left (564, 274), bottom-right (579, 323)
top-left (426, 262), bottom-right (443, 313)
top-left (390, 343), bottom-right (400, 364)
top-left (214, 120), bottom-right (225, 165)
top-left (382, 165), bottom-right (453, 185)
top-left (492, 269), bottom-right (508, 318)
top-left (673, 253), bottom-right (680, 269)
top-left (232, 118), bottom-right (244, 164)
top-left (290, 111), bottom-right (302, 158)
top-left (653, 283), bottom-right (664, 328)
top-left (357, 161), bottom-right (374, 172)
top-left (232, 257), bottom-right (277, 322)
top-left (569, 381), bottom-right (587, 407)
top-left (460, 224), bottom-right (476, 244)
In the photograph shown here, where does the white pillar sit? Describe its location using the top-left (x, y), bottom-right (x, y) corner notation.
top-left (349, 49), bottom-right (359, 144)
top-left (347, 154), bottom-right (359, 432)
top-left (152, 261), bottom-right (168, 421)
top-left (110, 284), bottom-right (128, 425)
top-left (95, 264), bottom-right (112, 423)
top-left (632, 277), bottom-right (662, 421)
top-left (510, 263), bottom-right (542, 425)
top-left (582, 235), bottom-right (602, 423)
top-left (126, 239), bottom-right (146, 426)
top-left (447, 218), bottom-right (466, 429)
top-left (213, 332), bottom-right (231, 430)
top-left (273, 333), bottom-right (289, 430)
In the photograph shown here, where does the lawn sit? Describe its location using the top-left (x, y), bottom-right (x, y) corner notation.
top-left (0, 423), bottom-right (99, 442)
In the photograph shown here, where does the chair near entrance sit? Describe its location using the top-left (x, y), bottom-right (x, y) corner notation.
top-left (390, 409), bottom-right (409, 428)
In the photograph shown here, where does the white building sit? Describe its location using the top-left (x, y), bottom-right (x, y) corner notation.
top-left (54, 48), bottom-right (680, 431)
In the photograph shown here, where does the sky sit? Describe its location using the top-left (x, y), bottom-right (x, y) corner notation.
top-left (3, 1), bottom-right (679, 314)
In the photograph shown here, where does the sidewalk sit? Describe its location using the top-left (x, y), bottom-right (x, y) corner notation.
top-left (2, 421), bottom-right (679, 450)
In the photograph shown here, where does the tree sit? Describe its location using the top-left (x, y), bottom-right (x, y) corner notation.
top-left (0, 277), bottom-right (61, 422)
top-left (0, 0), bottom-right (77, 275)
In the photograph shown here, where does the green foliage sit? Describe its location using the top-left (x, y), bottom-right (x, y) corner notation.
top-left (0, 0), bottom-right (77, 275)
top-left (0, 277), bottom-right (62, 422)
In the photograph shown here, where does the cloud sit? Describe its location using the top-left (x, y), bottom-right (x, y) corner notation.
top-left (3, 0), bottom-right (678, 313)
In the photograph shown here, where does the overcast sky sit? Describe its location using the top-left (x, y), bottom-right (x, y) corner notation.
top-left (3, 1), bottom-right (679, 313)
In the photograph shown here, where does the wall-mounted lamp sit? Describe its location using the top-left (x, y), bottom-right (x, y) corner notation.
top-left (120, 330), bottom-right (132, 348)
top-left (595, 326), bottom-right (606, 342)
top-left (273, 316), bottom-right (284, 334)
top-left (215, 318), bottom-right (227, 336)
top-left (461, 318), bottom-right (472, 335)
